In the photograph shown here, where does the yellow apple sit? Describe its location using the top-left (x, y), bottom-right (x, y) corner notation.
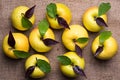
top-left (92, 36), bottom-right (118, 60)
top-left (60, 52), bottom-right (85, 78)
top-left (82, 6), bottom-right (107, 32)
top-left (11, 6), bottom-right (35, 31)
top-left (46, 3), bottom-right (72, 29)
top-left (62, 25), bottom-right (89, 51)
top-left (29, 27), bottom-right (55, 52)
top-left (25, 54), bottom-right (50, 78)
top-left (2, 32), bottom-right (29, 59)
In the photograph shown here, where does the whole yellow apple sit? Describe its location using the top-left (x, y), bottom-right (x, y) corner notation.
top-left (82, 6), bottom-right (107, 32)
top-left (25, 54), bottom-right (50, 78)
top-left (62, 25), bottom-right (89, 51)
top-left (46, 3), bottom-right (72, 29)
top-left (60, 52), bottom-right (85, 78)
top-left (2, 32), bottom-right (29, 59)
top-left (29, 27), bottom-right (55, 52)
top-left (11, 6), bottom-right (35, 31)
top-left (92, 36), bottom-right (118, 60)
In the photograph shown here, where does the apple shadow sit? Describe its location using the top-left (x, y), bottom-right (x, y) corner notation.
top-left (62, 74), bottom-right (86, 80)
top-left (90, 50), bottom-right (114, 66)
top-left (25, 75), bottom-right (49, 80)
top-left (58, 69), bottom-right (86, 80)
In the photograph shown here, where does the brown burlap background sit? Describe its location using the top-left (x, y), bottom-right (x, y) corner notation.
top-left (0, 0), bottom-right (120, 80)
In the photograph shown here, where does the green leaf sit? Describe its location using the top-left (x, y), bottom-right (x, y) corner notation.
top-left (99, 31), bottom-right (112, 45)
top-left (57, 56), bottom-right (72, 65)
top-left (76, 37), bottom-right (88, 43)
top-left (38, 19), bottom-right (49, 37)
top-left (98, 2), bottom-right (111, 16)
top-left (46, 3), bottom-right (57, 18)
top-left (36, 59), bottom-right (51, 73)
top-left (13, 50), bottom-right (30, 58)
top-left (21, 16), bottom-right (32, 29)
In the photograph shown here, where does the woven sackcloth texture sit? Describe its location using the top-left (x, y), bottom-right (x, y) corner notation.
top-left (0, 0), bottom-right (120, 80)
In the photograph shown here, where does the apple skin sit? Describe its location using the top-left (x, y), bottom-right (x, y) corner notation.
top-left (92, 36), bottom-right (118, 60)
top-left (62, 25), bottom-right (89, 51)
top-left (11, 6), bottom-right (35, 31)
top-left (25, 54), bottom-right (50, 78)
top-left (60, 52), bottom-right (85, 78)
top-left (2, 33), bottom-right (29, 59)
top-left (29, 27), bottom-right (55, 52)
top-left (46, 3), bottom-right (72, 29)
top-left (82, 6), bottom-right (107, 32)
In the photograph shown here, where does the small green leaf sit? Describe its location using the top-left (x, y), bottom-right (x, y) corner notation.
top-left (36, 59), bottom-right (51, 73)
top-left (98, 2), bottom-right (111, 16)
top-left (13, 50), bottom-right (30, 58)
top-left (57, 55), bottom-right (72, 65)
top-left (99, 31), bottom-right (112, 45)
top-left (21, 16), bottom-right (32, 29)
top-left (38, 19), bottom-right (49, 37)
top-left (46, 3), bottom-right (57, 18)
top-left (76, 37), bottom-right (88, 43)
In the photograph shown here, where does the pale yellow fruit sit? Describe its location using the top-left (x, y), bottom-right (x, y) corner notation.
top-left (3, 33), bottom-right (29, 59)
top-left (25, 54), bottom-right (50, 78)
top-left (62, 25), bottom-right (89, 51)
top-left (46, 3), bottom-right (72, 29)
top-left (29, 27), bottom-right (55, 52)
top-left (92, 36), bottom-right (118, 60)
top-left (11, 6), bottom-right (35, 31)
top-left (83, 6), bottom-right (107, 32)
top-left (60, 52), bottom-right (85, 78)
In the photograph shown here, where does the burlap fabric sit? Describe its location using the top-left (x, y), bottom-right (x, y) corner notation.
top-left (0, 0), bottom-right (120, 80)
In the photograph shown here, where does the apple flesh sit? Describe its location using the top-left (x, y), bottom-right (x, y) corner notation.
top-left (82, 6), bottom-right (107, 32)
top-left (11, 6), bottom-right (35, 31)
top-left (62, 25), bottom-right (89, 51)
top-left (29, 27), bottom-right (55, 52)
top-left (2, 33), bottom-right (29, 59)
top-left (46, 3), bottom-right (72, 29)
top-left (60, 52), bottom-right (85, 78)
top-left (25, 54), bottom-right (50, 78)
top-left (92, 36), bottom-right (118, 60)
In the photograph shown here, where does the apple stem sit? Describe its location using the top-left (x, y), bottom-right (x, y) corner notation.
top-left (40, 37), bottom-right (44, 40)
